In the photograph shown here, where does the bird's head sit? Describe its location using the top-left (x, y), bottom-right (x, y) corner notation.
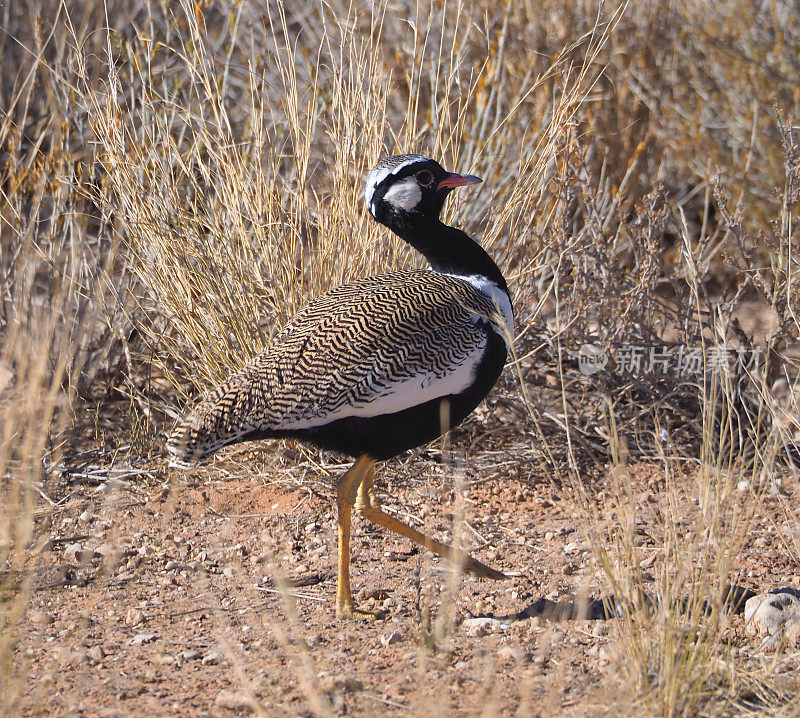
top-left (364, 154), bottom-right (481, 224)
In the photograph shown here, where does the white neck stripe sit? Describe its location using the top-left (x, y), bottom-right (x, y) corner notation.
top-left (443, 273), bottom-right (514, 350)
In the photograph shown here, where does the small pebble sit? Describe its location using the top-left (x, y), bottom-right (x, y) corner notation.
top-left (29, 610), bottom-right (54, 626)
top-left (95, 543), bottom-right (116, 558)
top-left (202, 651), bottom-right (221, 665)
top-left (130, 633), bottom-right (157, 645)
top-left (125, 609), bottom-right (145, 626)
top-left (497, 645), bottom-right (526, 663)
top-left (462, 617), bottom-right (503, 637)
top-left (564, 541), bottom-right (587, 554)
top-left (63, 543), bottom-right (82, 562)
top-left (380, 631), bottom-right (402, 647)
top-left (591, 622), bottom-right (609, 637)
top-left (56, 647), bottom-right (87, 666)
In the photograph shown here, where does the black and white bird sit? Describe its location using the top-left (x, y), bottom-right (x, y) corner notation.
top-left (167, 154), bottom-right (514, 618)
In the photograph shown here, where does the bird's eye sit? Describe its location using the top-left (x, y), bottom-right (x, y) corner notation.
top-left (416, 170), bottom-right (434, 187)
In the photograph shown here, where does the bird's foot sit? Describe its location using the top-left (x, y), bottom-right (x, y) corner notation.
top-left (460, 553), bottom-right (508, 581)
top-left (336, 601), bottom-right (387, 621)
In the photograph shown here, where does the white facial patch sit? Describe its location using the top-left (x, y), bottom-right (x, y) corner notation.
top-left (381, 176), bottom-right (422, 211)
top-left (364, 154), bottom-right (432, 214)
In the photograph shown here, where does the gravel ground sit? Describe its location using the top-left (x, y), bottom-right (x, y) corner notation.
top-left (10, 441), bottom-right (800, 716)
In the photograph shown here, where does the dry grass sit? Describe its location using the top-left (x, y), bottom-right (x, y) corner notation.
top-left (79, 0), bottom-right (616, 397)
top-left (3, 0), bottom-right (800, 715)
top-left (0, 17), bottom-right (117, 705)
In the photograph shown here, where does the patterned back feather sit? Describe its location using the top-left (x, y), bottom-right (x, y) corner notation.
top-left (166, 269), bottom-right (504, 467)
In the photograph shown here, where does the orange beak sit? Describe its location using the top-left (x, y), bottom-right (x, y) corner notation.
top-left (437, 172), bottom-right (482, 190)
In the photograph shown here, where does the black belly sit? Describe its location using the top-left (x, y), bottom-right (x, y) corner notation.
top-left (243, 330), bottom-right (507, 461)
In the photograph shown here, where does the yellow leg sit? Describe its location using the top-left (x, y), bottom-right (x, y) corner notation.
top-left (355, 463), bottom-right (506, 580)
top-left (336, 456), bottom-right (385, 620)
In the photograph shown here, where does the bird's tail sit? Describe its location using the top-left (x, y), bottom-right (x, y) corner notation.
top-left (165, 413), bottom-right (214, 468)
top-left (166, 369), bottom-right (264, 468)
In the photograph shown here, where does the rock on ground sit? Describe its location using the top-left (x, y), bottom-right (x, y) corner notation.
top-left (744, 591), bottom-right (800, 649)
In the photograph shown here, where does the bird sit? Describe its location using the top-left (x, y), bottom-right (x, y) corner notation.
top-left (167, 154), bottom-right (514, 619)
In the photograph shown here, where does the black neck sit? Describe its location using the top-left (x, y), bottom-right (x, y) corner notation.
top-left (387, 213), bottom-right (509, 295)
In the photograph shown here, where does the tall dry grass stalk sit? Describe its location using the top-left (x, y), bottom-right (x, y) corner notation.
top-left (0, 262), bottom-right (75, 713)
top-left (79, 0), bottom-right (621, 399)
top-left (588, 390), bottom-right (776, 715)
top-left (0, 5), bottom-right (120, 710)
top-left (0, 76), bottom-right (104, 718)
